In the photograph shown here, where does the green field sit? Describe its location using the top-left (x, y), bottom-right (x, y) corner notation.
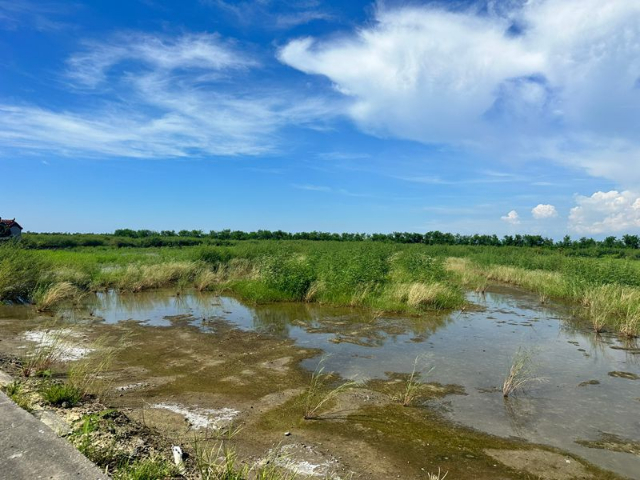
top-left (1, 240), bottom-right (639, 336)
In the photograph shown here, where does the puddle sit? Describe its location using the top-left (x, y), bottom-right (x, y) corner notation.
top-left (2, 286), bottom-right (640, 478)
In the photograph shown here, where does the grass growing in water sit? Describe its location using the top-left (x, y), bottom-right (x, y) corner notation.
top-left (303, 358), bottom-right (357, 420)
top-left (400, 356), bottom-right (434, 407)
top-left (35, 281), bottom-right (82, 312)
top-left (4, 241), bottom-right (640, 334)
top-left (502, 348), bottom-right (542, 398)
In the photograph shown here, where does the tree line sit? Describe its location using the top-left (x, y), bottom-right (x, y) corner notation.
top-left (18, 229), bottom-right (640, 250)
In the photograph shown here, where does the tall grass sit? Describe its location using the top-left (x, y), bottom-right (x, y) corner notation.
top-left (0, 244), bottom-right (50, 303)
top-left (3, 241), bottom-right (640, 333)
top-left (35, 281), bottom-right (82, 312)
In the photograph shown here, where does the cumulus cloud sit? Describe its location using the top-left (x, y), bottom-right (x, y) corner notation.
top-left (0, 32), bottom-right (337, 158)
top-left (569, 191), bottom-right (640, 234)
top-left (278, 0), bottom-right (640, 185)
top-left (531, 204), bottom-right (558, 219)
top-left (501, 210), bottom-right (520, 225)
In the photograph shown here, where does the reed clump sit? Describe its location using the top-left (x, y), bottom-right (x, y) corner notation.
top-left (35, 281), bottom-right (82, 312)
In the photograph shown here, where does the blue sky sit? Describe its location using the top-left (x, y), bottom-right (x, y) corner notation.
top-left (1, 0), bottom-right (639, 236)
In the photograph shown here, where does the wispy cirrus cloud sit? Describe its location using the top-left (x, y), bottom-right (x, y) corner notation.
top-left (66, 32), bottom-right (255, 88)
top-left (202, 0), bottom-right (333, 30)
top-left (0, 31), bottom-right (339, 159)
top-left (292, 184), bottom-right (370, 197)
top-left (0, 0), bottom-right (74, 31)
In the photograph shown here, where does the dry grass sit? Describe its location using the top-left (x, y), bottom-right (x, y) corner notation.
top-left (194, 269), bottom-right (219, 292)
top-left (426, 468), bottom-right (448, 480)
top-left (389, 282), bottom-right (461, 310)
top-left (68, 334), bottom-right (127, 401)
top-left (21, 328), bottom-right (67, 376)
top-left (304, 281), bottom-right (322, 302)
top-left (36, 281), bottom-right (82, 312)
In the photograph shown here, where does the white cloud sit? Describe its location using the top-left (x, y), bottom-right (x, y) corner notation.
top-left (278, 0), bottom-right (640, 186)
top-left (67, 32), bottom-right (254, 88)
top-left (569, 191), bottom-right (640, 234)
top-left (0, 1), bottom-right (71, 31)
top-left (501, 210), bottom-right (520, 225)
top-left (531, 204), bottom-right (558, 219)
top-left (0, 32), bottom-right (337, 158)
top-left (203, 0), bottom-right (332, 30)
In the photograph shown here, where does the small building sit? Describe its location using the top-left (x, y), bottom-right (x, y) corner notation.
top-left (0, 218), bottom-right (23, 239)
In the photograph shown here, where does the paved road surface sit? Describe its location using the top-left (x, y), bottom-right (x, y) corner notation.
top-left (0, 391), bottom-right (108, 479)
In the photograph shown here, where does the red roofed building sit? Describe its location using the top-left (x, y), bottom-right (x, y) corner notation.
top-left (0, 218), bottom-right (22, 239)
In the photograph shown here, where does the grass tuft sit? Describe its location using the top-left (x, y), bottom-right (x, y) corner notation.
top-left (35, 281), bottom-right (82, 312)
top-left (303, 357), bottom-right (357, 420)
top-left (502, 348), bottom-right (543, 398)
top-left (40, 382), bottom-right (83, 407)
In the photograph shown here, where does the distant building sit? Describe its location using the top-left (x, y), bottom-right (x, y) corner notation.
top-left (0, 218), bottom-right (23, 239)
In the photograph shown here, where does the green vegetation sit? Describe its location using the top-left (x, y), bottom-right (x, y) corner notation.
top-left (112, 456), bottom-right (178, 480)
top-left (502, 348), bottom-right (542, 398)
top-left (3, 380), bottom-right (33, 411)
top-left (40, 381), bottom-right (83, 407)
top-left (400, 356), bottom-right (434, 407)
top-left (2, 237), bottom-right (640, 335)
top-left (16, 230), bottom-right (640, 257)
top-left (302, 358), bottom-right (357, 420)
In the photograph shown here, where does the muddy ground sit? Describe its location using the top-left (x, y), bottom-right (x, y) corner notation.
top-left (0, 305), bottom-right (629, 480)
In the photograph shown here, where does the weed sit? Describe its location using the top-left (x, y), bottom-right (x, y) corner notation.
top-left (112, 455), bottom-right (178, 480)
top-left (0, 244), bottom-right (50, 303)
top-left (502, 348), bottom-right (543, 398)
top-left (3, 381), bottom-right (32, 411)
top-left (303, 358), bottom-right (357, 420)
top-left (21, 328), bottom-right (67, 377)
top-left (40, 382), bottom-right (83, 407)
top-left (400, 356), bottom-right (434, 407)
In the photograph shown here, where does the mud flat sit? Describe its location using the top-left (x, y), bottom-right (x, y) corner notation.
top-left (0, 285), bottom-right (638, 479)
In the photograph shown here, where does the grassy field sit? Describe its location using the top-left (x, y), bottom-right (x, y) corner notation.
top-left (1, 240), bottom-right (639, 336)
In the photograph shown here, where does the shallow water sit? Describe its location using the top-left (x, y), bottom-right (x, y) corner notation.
top-left (4, 286), bottom-right (640, 478)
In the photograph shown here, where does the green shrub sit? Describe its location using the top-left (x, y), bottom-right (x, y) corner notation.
top-left (262, 255), bottom-right (315, 300)
top-left (193, 246), bottom-right (234, 265)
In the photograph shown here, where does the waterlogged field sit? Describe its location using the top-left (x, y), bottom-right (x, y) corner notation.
top-left (1, 241), bottom-right (640, 336)
top-left (1, 241), bottom-right (640, 479)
